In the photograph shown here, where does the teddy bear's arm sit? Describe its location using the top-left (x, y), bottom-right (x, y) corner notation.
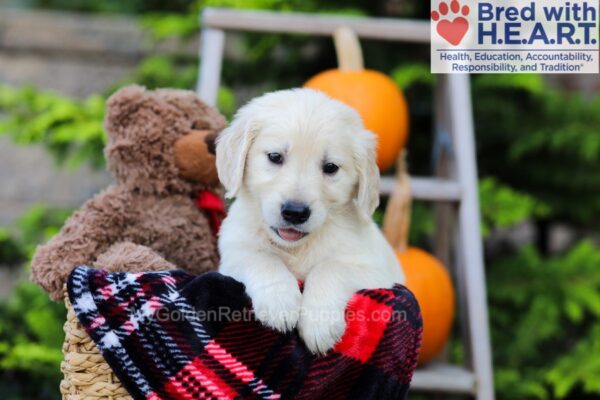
top-left (30, 187), bottom-right (130, 300)
top-left (93, 242), bottom-right (176, 273)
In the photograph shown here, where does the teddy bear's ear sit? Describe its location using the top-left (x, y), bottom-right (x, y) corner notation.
top-left (107, 85), bottom-right (146, 107)
top-left (154, 88), bottom-right (227, 133)
top-left (104, 85), bottom-right (147, 132)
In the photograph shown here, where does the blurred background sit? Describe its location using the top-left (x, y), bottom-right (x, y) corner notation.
top-left (0, 1), bottom-right (599, 399)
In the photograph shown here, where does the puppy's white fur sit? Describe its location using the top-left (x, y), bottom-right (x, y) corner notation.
top-left (216, 88), bottom-right (404, 354)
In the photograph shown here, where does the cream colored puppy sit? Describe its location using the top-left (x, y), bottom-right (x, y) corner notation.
top-left (216, 88), bottom-right (404, 354)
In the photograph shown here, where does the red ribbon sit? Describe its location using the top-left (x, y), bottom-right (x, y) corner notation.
top-left (195, 191), bottom-right (226, 235)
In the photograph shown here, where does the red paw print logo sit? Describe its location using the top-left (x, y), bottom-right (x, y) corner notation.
top-left (431, 0), bottom-right (470, 46)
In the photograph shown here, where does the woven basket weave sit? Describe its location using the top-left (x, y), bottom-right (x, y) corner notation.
top-left (61, 290), bottom-right (131, 400)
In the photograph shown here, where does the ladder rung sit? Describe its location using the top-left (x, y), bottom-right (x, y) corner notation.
top-left (411, 362), bottom-right (476, 394)
top-left (380, 176), bottom-right (462, 202)
top-left (202, 8), bottom-right (430, 43)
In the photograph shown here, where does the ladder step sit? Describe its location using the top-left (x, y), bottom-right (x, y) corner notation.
top-left (380, 176), bottom-right (462, 202)
top-left (411, 362), bottom-right (476, 394)
top-left (202, 8), bottom-right (430, 43)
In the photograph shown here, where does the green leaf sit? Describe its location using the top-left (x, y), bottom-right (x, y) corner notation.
top-left (0, 84), bottom-right (106, 169)
top-left (479, 177), bottom-right (549, 236)
top-left (391, 64), bottom-right (435, 89)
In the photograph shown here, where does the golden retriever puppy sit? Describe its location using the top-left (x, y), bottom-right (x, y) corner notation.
top-left (216, 88), bottom-right (404, 354)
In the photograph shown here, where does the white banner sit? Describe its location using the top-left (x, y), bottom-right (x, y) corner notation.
top-left (431, 0), bottom-right (599, 73)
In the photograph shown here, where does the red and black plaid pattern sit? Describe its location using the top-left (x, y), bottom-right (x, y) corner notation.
top-left (68, 266), bottom-right (422, 400)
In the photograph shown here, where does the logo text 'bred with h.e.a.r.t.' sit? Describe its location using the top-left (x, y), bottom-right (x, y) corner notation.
top-left (431, 0), bottom-right (599, 74)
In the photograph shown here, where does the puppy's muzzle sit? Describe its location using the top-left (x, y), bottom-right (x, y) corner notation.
top-left (281, 201), bottom-right (311, 225)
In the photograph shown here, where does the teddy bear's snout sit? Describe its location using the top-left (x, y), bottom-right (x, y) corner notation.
top-left (173, 130), bottom-right (219, 185)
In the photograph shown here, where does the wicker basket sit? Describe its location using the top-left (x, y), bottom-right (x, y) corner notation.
top-left (61, 291), bottom-right (131, 400)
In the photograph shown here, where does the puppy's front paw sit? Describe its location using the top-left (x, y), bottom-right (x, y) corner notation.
top-left (298, 306), bottom-right (347, 355)
top-left (251, 282), bottom-right (302, 333)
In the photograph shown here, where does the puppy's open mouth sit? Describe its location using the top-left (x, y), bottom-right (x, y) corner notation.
top-left (272, 227), bottom-right (307, 242)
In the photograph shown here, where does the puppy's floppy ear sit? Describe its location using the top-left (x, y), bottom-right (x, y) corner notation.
top-left (354, 129), bottom-right (381, 221)
top-left (216, 110), bottom-right (257, 198)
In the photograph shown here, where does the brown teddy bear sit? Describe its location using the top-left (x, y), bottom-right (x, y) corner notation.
top-left (31, 85), bottom-right (227, 300)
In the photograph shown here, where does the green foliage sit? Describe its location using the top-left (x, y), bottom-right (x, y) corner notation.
top-left (0, 205), bottom-right (72, 398)
top-left (489, 241), bottom-right (600, 399)
top-left (0, 77), bottom-right (237, 173)
top-left (392, 64), bottom-right (435, 90)
top-left (389, 176), bottom-right (549, 244)
top-left (0, 205), bottom-right (71, 267)
top-left (130, 55), bottom-right (199, 90)
top-left (472, 74), bottom-right (600, 224)
top-left (217, 87), bottom-right (237, 120)
top-left (141, 0), bottom-right (366, 40)
top-left (124, 55), bottom-right (237, 118)
top-left (0, 282), bottom-right (64, 400)
top-left (0, 85), bottom-right (106, 169)
top-left (141, 13), bottom-right (200, 40)
top-left (16, 205), bottom-right (72, 259)
top-left (408, 202), bottom-right (434, 246)
top-left (29, 0), bottom-right (192, 14)
top-left (0, 229), bottom-right (26, 267)
top-left (479, 177), bottom-right (550, 237)
top-left (136, 0), bottom-right (370, 120)
top-left (546, 324), bottom-right (600, 398)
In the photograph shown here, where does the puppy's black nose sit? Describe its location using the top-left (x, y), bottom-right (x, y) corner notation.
top-left (281, 201), bottom-right (311, 225)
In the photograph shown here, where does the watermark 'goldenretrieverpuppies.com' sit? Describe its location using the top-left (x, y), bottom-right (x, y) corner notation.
top-left (216, 88), bottom-right (405, 354)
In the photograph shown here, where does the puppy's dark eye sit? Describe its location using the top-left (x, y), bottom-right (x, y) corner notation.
top-left (323, 162), bottom-right (339, 175)
top-left (267, 152), bottom-right (284, 165)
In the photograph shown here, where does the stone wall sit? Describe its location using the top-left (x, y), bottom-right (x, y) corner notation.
top-left (0, 8), bottom-right (198, 226)
top-left (0, 8), bottom-right (197, 97)
top-left (0, 9), bottom-right (199, 292)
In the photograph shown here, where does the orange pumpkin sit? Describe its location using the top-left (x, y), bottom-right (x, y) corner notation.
top-left (382, 155), bottom-right (455, 364)
top-left (304, 28), bottom-right (409, 172)
top-left (397, 247), bottom-right (455, 364)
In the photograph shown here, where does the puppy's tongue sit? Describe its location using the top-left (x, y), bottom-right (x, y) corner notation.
top-left (277, 228), bottom-right (305, 241)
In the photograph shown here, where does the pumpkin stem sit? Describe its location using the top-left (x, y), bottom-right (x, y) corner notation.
top-left (333, 27), bottom-right (364, 71)
top-left (383, 151), bottom-right (411, 252)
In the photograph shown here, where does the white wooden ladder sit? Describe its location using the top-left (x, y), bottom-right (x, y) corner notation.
top-left (196, 8), bottom-right (494, 400)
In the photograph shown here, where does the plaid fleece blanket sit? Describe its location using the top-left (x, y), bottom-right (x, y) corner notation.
top-left (67, 266), bottom-right (422, 400)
